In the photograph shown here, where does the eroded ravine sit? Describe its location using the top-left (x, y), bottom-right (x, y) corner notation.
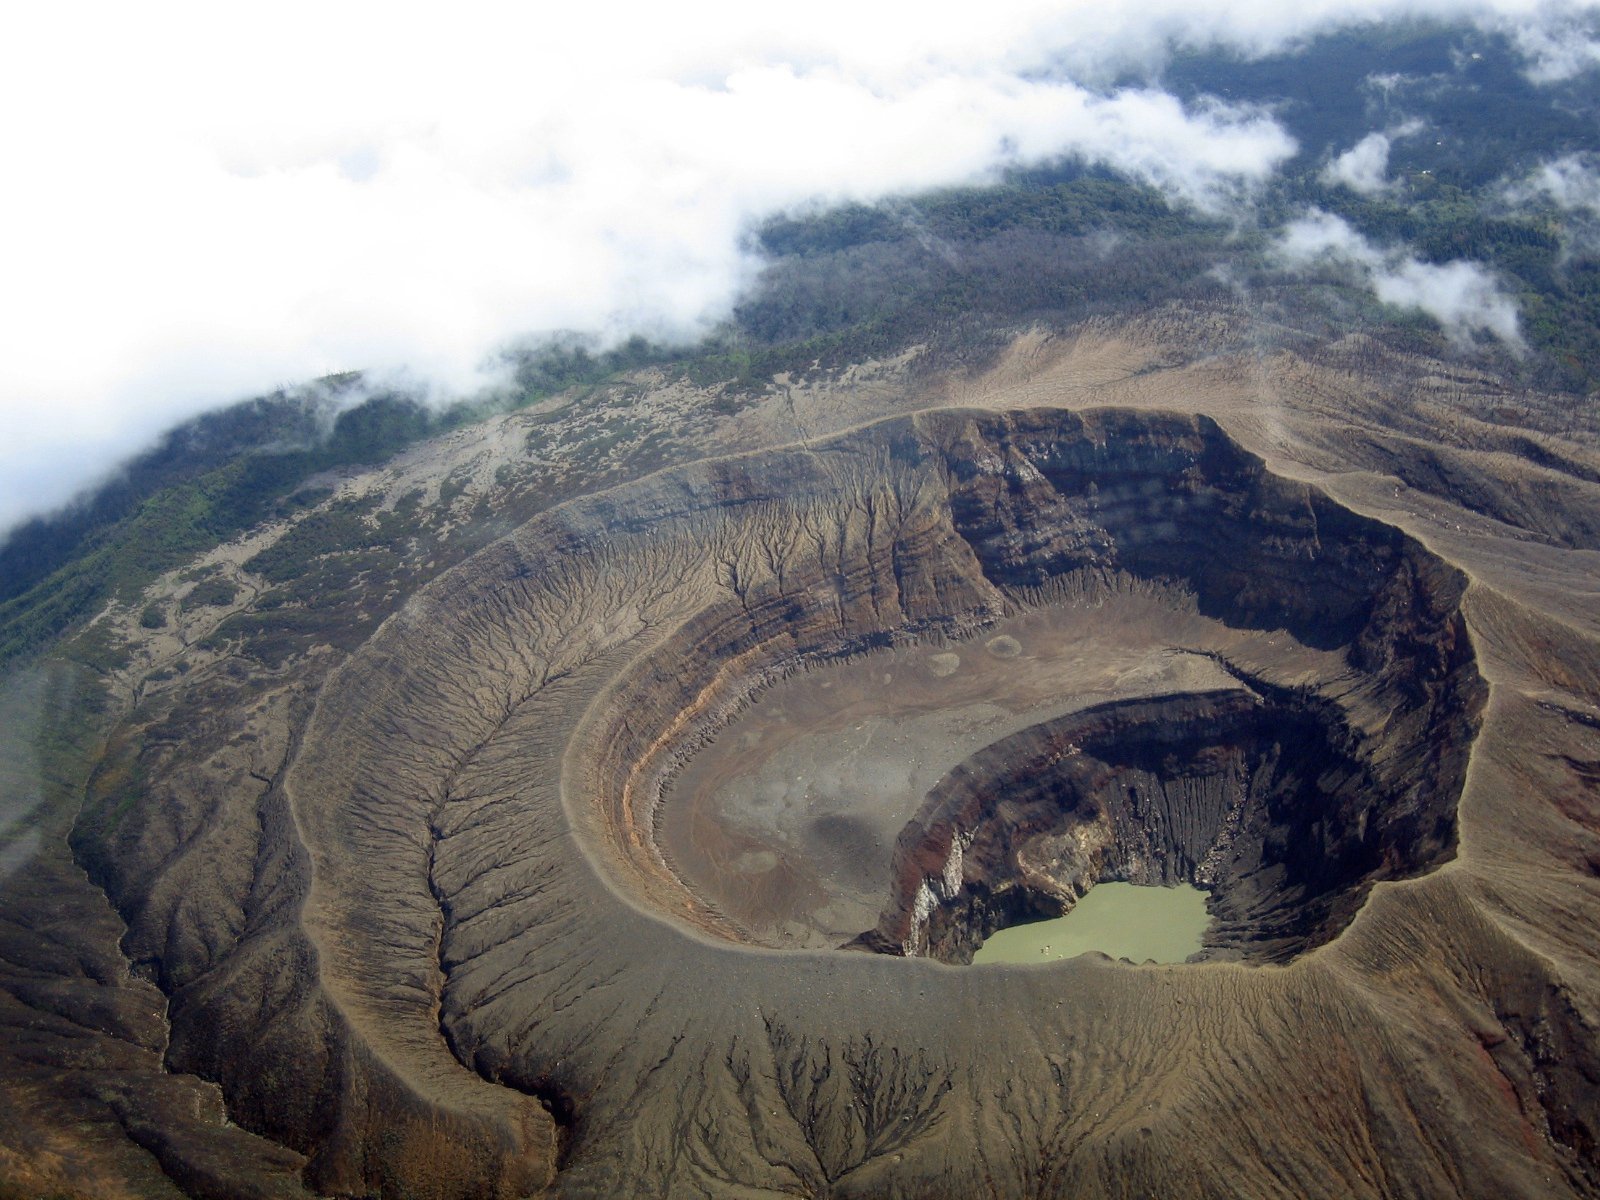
top-left (81, 402), bottom-right (1600, 1199)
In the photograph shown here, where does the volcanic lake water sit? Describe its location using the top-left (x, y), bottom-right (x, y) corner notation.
top-left (972, 883), bottom-right (1212, 964)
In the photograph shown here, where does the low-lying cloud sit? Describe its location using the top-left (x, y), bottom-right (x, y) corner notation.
top-left (0, 0), bottom-right (1591, 534)
top-left (1325, 133), bottom-right (1400, 194)
top-left (1508, 153), bottom-right (1600, 213)
top-left (1322, 120), bottom-right (1424, 194)
top-left (1497, 6), bottom-right (1600, 81)
top-left (1276, 210), bottom-right (1524, 347)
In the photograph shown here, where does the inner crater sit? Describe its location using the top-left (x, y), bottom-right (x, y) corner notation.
top-left (580, 408), bottom-right (1486, 966)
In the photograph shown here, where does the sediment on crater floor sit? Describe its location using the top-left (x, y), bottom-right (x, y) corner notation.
top-left (583, 407), bottom-right (1484, 963)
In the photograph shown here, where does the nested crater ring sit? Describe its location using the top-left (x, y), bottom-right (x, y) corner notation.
top-left (288, 407), bottom-right (1483, 1194)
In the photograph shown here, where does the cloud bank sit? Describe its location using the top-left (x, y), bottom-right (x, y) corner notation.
top-left (1498, 6), bottom-right (1600, 80)
top-left (1276, 210), bottom-right (1524, 346)
top-left (0, 0), bottom-right (1592, 534)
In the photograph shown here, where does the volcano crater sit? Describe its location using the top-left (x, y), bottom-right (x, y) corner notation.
top-left (569, 408), bottom-right (1485, 967)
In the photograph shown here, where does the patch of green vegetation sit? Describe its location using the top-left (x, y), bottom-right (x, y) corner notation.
top-left (502, 333), bottom-right (674, 399)
top-left (68, 715), bottom-right (153, 877)
top-left (438, 470), bottom-right (474, 507)
top-left (0, 338), bottom-right (693, 668)
top-left (184, 577), bottom-right (239, 609)
top-left (200, 606), bottom-right (357, 666)
top-left (1271, 171), bottom-right (1600, 392)
top-left (728, 167), bottom-right (1247, 390)
top-left (242, 495), bottom-right (415, 583)
top-left (0, 662), bottom-right (109, 868)
top-left (59, 621), bottom-right (133, 676)
top-left (138, 604), bottom-right (166, 630)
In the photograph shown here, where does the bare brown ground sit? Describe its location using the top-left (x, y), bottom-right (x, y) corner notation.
top-left (6, 308), bottom-right (1600, 1198)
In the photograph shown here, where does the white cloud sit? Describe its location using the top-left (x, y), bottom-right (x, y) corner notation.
top-left (1325, 133), bottom-right (1398, 194)
top-left (1, 3), bottom-right (1305, 534)
top-left (1276, 210), bottom-right (1523, 347)
top-left (1322, 120), bottom-right (1424, 194)
top-left (1364, 72), bottom-right (1416, 97)
top-left (0, 0), bottom-right (1589, 533)
top-left (1509, 154), bottom-right (1600, 212)
top-left (1497, 9), bottom-right (1600, 82)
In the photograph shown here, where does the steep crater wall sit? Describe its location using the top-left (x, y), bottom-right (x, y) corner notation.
top-left (857, 682), bottom-right (1459, 965)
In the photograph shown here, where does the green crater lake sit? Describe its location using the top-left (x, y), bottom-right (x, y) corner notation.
top-left (972, 882), bottom-right (1211, 965)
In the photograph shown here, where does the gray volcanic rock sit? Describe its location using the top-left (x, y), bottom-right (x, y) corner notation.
top-left (39, 400), bottom-right (1600, 1198)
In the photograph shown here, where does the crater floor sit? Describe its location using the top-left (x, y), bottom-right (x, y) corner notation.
top-left (659, 596), bottom-right (1344, 952)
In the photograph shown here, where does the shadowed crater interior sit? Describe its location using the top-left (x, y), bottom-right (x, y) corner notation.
top-left (581, 408), bottom-right (1485, 967)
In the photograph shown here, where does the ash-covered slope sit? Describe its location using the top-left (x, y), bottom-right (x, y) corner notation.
top-left (42, 398), bottom-right (1600, 1199)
